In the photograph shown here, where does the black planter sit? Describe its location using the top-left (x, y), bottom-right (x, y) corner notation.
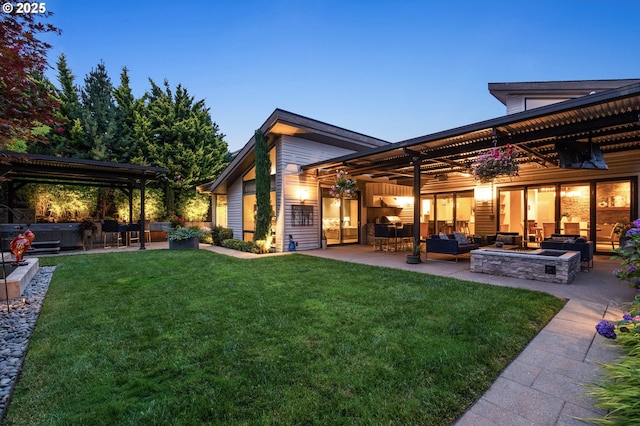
top-left (169, 237), bottom-right (199, 250)
top-left (406, 254), bottom-right (421, 264)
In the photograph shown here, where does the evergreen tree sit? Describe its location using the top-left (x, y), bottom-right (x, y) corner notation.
top-left (254, 129), bottom-right (272, 241)
top-left (112, 67), bottom-right (138, 163)
top-left (30, 53), bottom-right (84, 156)
top-left (136, 79), bottom-right (228, 216)
top-left (80, 61), bottom-right (117, 160)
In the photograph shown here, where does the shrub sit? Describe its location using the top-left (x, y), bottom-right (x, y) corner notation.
top-left (198, 231), bottom-right (213, 245)
top-left (221, 238), bottom-right (259, 253)
top-left (586, 332), bottom-right (640, 424)
top-left (211, 226), bottom-right (233, 246)
top-left (165, 226), bottom-right (204, 242)
top-left (589, 217), bottom-right (640, 423)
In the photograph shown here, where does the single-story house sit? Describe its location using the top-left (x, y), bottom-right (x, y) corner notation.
top-left (198, 79), bottom-right (640, 254)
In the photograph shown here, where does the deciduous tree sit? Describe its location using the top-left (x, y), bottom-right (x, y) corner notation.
top-left (0, 12), bottom-right (60, 146)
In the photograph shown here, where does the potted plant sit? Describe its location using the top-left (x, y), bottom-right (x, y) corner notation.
top-left (406, 242), bottom-right (422, 264)
top-left (470, 144), bottom-right (519, 183)
top-left (165, 226), bottom-right (204, 249)
top-left (329, 169), bottom-right (358, 199)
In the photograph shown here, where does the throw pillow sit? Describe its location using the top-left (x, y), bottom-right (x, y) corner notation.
top-left (551, 236), bottom-right (567, 242)
top-left (439, 232), bottom-right (449, 240)
top-left (576, 237), bottom-right (587, 243)
top-left (453, 232), bottom-right (469, 244)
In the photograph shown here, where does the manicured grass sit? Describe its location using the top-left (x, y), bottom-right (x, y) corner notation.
top-left (5, 251), bottom-right (565, 425)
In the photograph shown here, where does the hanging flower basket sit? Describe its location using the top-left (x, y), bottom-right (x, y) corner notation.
top-left (471, 144), bottom-right (519, 183)
top-left (329, 170), bottom-right (358, 199)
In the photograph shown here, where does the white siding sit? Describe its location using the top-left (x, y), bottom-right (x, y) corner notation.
top-left (275, 136), bottom-right (356, 252)
top-left (227, 179), bottom-right (243, 240)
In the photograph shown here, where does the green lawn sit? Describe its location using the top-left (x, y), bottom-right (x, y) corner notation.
top-left (5, 250), bottom-right (565, 425)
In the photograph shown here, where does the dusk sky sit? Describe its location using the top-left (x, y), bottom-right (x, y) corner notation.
top-left (41, 0), bottom-right (640, 153)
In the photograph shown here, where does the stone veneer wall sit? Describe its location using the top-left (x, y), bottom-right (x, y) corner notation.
top-left (470, 249), bottom-right (581, 284)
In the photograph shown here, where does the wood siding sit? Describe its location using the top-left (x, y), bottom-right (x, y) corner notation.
top-left (275, 135), bottom-right (356, 252)
top-left (226, 179), bottom-right (243, 240)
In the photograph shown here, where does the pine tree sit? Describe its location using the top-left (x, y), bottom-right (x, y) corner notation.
top-left (254, 129), bottom-right (272, 242)
top-left (112, 67), bottom-right (138, 163)
top-left (80, 61), bottom-right (117, 160)
top-left (30, 53), bottom-right (84, 156)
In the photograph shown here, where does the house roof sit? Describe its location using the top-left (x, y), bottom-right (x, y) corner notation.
top-left (0, 151), bottom-right (166, 187)
top-left (302, 81), bottom-right (640, 184)
top-left (198, 109), bottom-right (389, 194)
top-left (488, 79), bottom-right (640, 105)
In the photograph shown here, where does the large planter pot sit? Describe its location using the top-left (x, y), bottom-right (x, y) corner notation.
top-left (406, 254), bottom-right (421, 264)
top-left (169, 237), bottom-right (200, 250)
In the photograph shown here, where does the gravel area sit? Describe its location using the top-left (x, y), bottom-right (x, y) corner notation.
top-left (0, 266), bottom-right (54, 421)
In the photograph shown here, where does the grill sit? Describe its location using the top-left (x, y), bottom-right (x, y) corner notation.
top-left (379, 215), bottom-right (402, 227)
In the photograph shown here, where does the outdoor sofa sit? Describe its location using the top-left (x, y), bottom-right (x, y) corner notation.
top-left (424, 232), bottom-right (481, 262)
top-left (540, 234), bottom-right (594, 270)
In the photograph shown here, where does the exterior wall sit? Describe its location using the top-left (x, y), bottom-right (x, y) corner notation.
top-left (418, 151), bottom-right (640, 240)
top-left (275, 135), bottom-right (356, 252)
top-left (506, 96), bottom-right (572, 114)
top-left (226, 178), bottom-right (243, 240)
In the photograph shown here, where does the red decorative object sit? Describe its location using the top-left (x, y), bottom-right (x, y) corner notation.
top-left (9, 229), bottom-right (35, 265)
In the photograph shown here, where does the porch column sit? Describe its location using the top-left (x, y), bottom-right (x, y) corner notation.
top-left (412, 155), bottom-right (421, 245)
top-left (139, 179), bottom-right (146, 250)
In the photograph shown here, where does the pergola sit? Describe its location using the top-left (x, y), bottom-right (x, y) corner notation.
top-left (0, 151), bottom-right (166, 249)
top-left (303, 81), bottom-right (640, 245)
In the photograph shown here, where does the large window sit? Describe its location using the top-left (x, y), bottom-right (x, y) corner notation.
top-left (595, 180), bottom-right (632, 251)
top-left (559, 184), bottom-right (590, 237)
top-left (498, 188), bottom-right (524, 234)
top-left (215, 195), bottom-right (227, 228)
top-left (455, 191), bottom-right (474, 235)
top-left (527, 186), bottom-right (556, 239)
top-left (419, 196), bottom-right (434, 238)
top-left (435, 193), bottom-right (453, 234)
top-left (321, 189), bottom-right (359, 245)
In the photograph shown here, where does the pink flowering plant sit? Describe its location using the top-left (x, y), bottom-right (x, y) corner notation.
top-left (470, 144), bottom-right (519, 183)
top-left (596, 218), bottom-right (640, 339)
top-left (329, 170), bottom-right (358, 199)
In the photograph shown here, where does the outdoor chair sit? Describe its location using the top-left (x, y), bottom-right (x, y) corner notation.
top-left (127, 222), bottom-right (141, 245)
top-left (397, 224), bottom-right (414, 250)
top-left (102, 220), bottom-right (126, 248)
top-left (374, 224), bottom-right (395, 251)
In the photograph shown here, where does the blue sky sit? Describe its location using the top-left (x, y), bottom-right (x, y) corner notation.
top-left (42, 0), bottom-right (640, 152)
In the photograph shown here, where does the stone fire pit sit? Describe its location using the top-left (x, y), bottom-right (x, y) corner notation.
top-left (470, 248), bottom-right (580, 284)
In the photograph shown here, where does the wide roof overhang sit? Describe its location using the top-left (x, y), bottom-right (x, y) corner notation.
top-left (0, 151), bottom-right (166, 188)
top-left (198, 109), bottom-right (389, 195)
top-left (302, 82), bottom-right (640, 185)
